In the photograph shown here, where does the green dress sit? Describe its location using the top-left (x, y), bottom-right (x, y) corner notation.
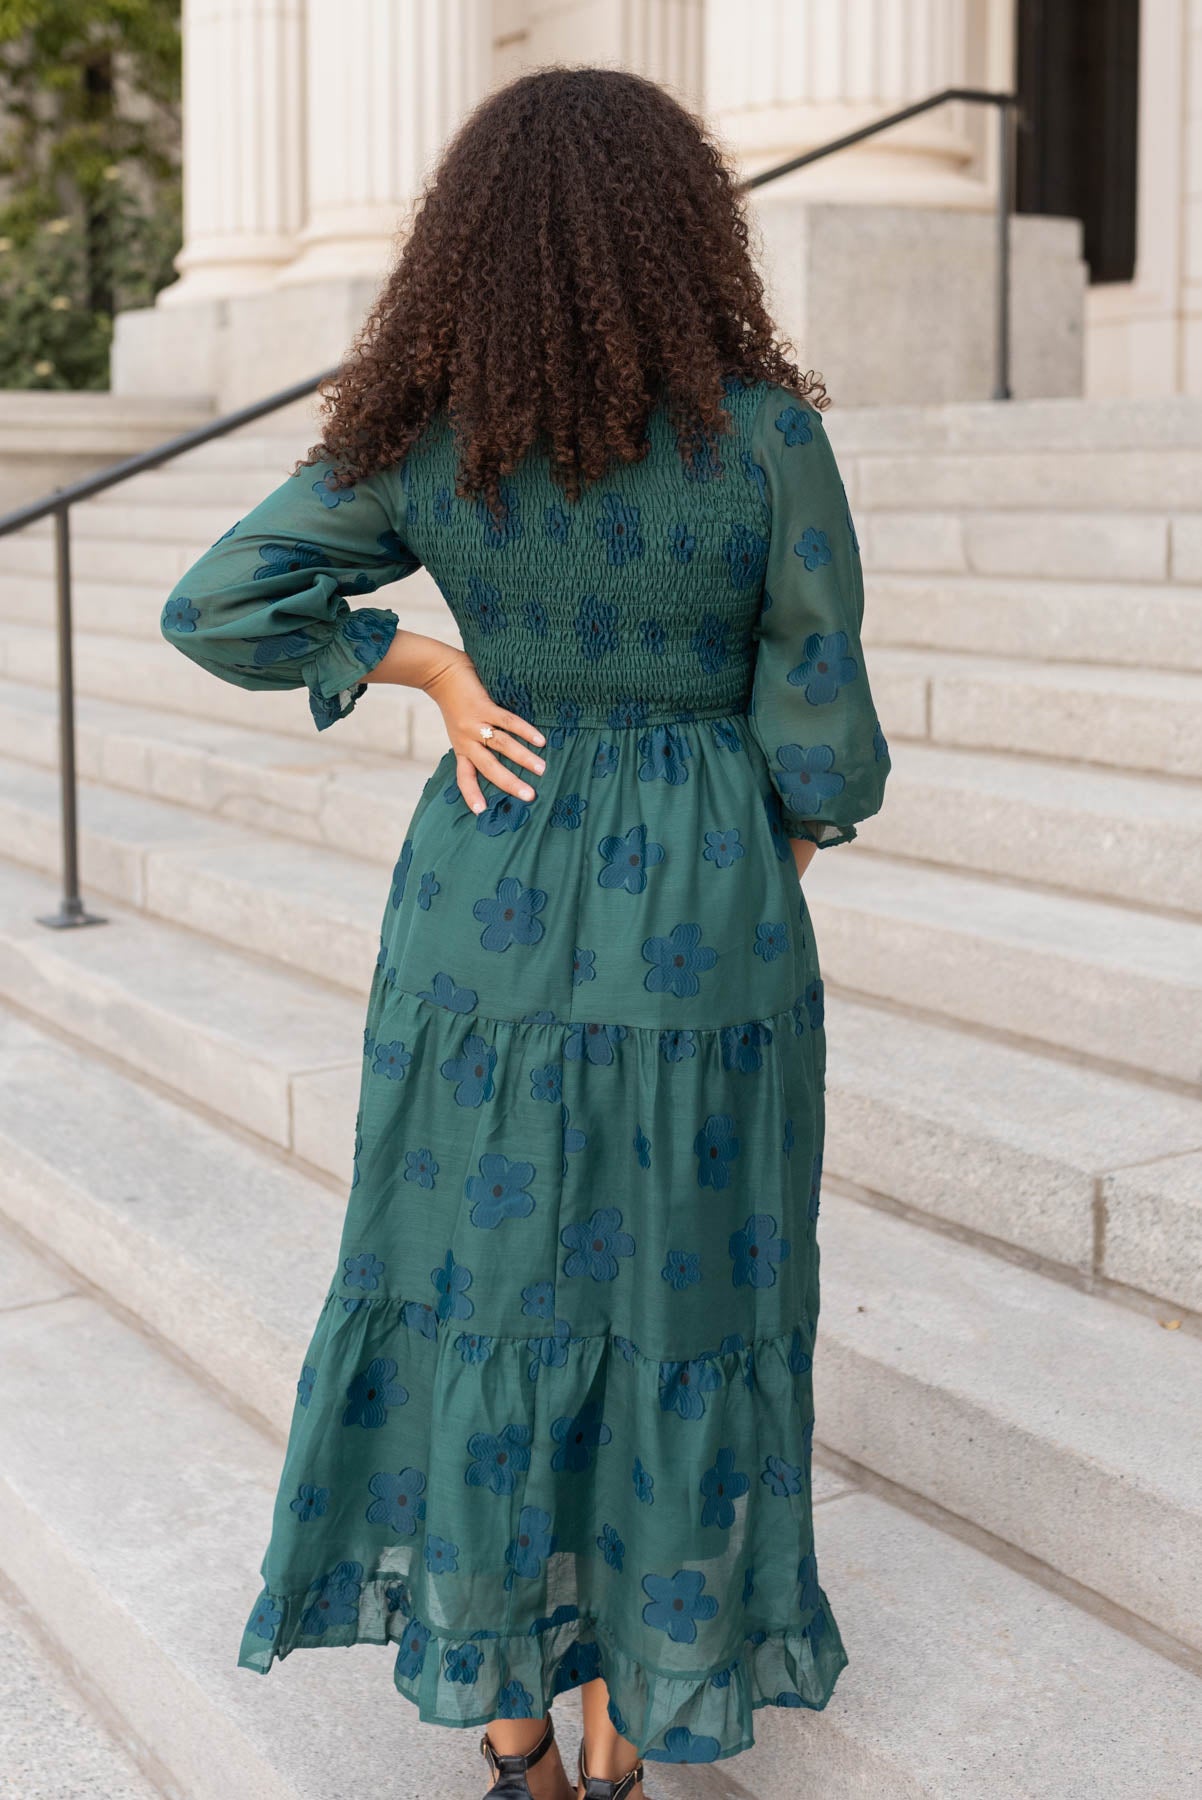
top-left (162, 374), bottom-right (889, 1764)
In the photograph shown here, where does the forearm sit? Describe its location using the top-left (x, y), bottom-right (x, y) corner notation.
top-left (790, 835), bottom-right (818, 881)
top-left (360, 627), bottom-right (468, 694)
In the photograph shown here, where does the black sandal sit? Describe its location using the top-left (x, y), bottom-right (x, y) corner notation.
top-left (480, 1714), bottom-right (557, 1797)
top-left (577, 1741), bottom-right (645, 1799)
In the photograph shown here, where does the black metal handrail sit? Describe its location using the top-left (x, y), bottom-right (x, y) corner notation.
top-left (0, 84), bottom-right (1017, 929)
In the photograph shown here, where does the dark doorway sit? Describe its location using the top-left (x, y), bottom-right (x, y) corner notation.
top-left (1015, 0), bottom-right (1140, 283)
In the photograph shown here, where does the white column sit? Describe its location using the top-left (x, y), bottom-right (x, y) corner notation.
top-left (161, 0), bottom-right (305, 305)
top-left (516, 1), bottom-right (704, 106)
top-left (278, 0), bottom-right (492, 287)
top-left (706, 0), bottom-right (996, 207)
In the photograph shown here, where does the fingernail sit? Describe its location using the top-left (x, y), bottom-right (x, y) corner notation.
top-left (472, 799), bottom-right (485, 813)
top-left (533, 732), bottom-right (546, 746)
top-left (521, 786), bottom-right (535, 801)
top-left (533, 758), bottom-right (545, 773)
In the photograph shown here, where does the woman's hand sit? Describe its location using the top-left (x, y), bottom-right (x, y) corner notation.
top-left (422, 645), bottom-right (546, 815)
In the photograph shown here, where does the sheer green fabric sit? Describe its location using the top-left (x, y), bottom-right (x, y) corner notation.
top-left (162, 377), bottom-right (889, 1763)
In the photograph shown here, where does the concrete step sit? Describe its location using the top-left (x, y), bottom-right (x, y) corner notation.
top-left (858, 740), bottom-right (1201, 915)
top-left (858, 508), bottom-right (1188, 584)
top-left (825, 999), bottom-right (1202, 1311)
top-left (819, 1192), bottom-right (1202, 1651)
top-left (0, 1582), bottom-right (162, 1800)
top-left (863, 571), bottom-right (1202, 673)
top-left (806, 851), bottom-right (1202, 1086)
top-left (0, 680), bottom-right (426, 858)
top-left (0, 620), bottom-right (446, 758)
top-left (827, 393), bottom-right (1202, 455)
top-left (0, 862), bottom-right (364, 1153)
top-left (1, 1165), bottom-right (1200, 1799)
top-left (848, 447), bottom-right (1202, 513)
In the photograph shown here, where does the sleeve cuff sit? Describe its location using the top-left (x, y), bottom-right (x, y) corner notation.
top-left (783, 817), bottom-right (858, 849)
top-left (300, 608), bottom-right (400, 731)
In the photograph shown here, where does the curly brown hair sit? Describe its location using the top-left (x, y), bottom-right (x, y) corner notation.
top-left (305, 64), bottom-right (826, 513)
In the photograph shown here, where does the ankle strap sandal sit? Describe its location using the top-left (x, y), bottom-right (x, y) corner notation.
top-left (578, 1741), bottom-right (644, 1799)
top-left (480, 1714), bottom-right (556, 1797)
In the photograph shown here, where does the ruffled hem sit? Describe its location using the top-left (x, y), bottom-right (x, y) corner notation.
top-left (238, 1578), bottom-right (847, 1762)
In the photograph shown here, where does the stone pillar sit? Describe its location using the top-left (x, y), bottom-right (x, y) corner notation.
top-left (278, 0), bottom-right (493, 286)
top-left (512, 0), bottom-right (704, 106)
top-left (161, 0), bottom-right (305, 305)
top-left (706, 0), bottom-right (996, 208)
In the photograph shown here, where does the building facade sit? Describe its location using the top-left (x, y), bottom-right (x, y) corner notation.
top-left (111, 0), bottom-right (1200, 405)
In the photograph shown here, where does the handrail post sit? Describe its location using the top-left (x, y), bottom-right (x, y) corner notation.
top-left (994, 99), bottom-right (1014, 402)
top-left (37, 500), bottom-right (105, 929)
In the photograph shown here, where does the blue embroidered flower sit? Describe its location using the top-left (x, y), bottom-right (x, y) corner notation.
top-left (607, 696), bottom-right (648, 729)
top-left (699, 1450), bottom-right (751, 1530)
top-left (640, 617), bottom-right (667, 656)
top-left (776, 404), bottom-right (814, 446)
top-left (789, 1325), bottom-right (812, 1374)
top-left (300, 1560), bottom-right (363, 1634)
top-left (794, 526), bottom-right (832, 570)
top-left (763, 1454), bottom-right (803, 1497)
top-left (521, 1280), bottom-right (555, 1320)
top-left (419, 971), bottom-right (477, 1012)
top-left (254, 540), bottom-right (325, 581)
top-left (709, 716), bottom-right (742, 752)
top-left (390, 838), bottom-right (413, 908)
top-left (565, 1020), bottom-right (627, 1065)
top-left (497, 1678), bottom-right (536, 1718)
top-left (561, 1105), bottom-right (587, 1172)
top-left (430, 484), bottom-right (453, 525)
top-left (444, 1641), bottom-right (483, 1685)
top-left (572, 946), bottom-right (596, 986)
top-left (466, 1422), bottom-right (532, 1494)
top-left (788, 629), bottom-right (859, 705)
top-left (473, 876), bottom-right (547, 950)
top-left (762, 789), bottom-right (792, 863)
top-left (341, 612), bottom-right (393, 666)
top-left (741, 449), bottom-right (768, 509)
top-left (596, 494), bottom-right (643, 564)
top-left (550, 792), bottom-right (587, 829)
top-left (162, 595), bottom-right (199, 633)
top-left (690, 612), bottom-right (730, 674)
top-left (679, 428), bottom-right (723, 482)
top-left (249, 627), bottom-right (313, 668)
top-left (431, 1250), bottom-right (474, 1322)
top-left (774, 742), bottom-right (845, 814)
top-left (669, 522), bottom-right (696, 563)
top-left (523, 596), bottom-right (549, 636)
top-left (455, 1331), bottom-right (493, 1364)
top-left (598, 1523), bottom-right (625, 1570)
top-left (633, 1457), bottom-right (655, 1503)
top-left (297, 1363), bottom-right (316, 1407)
top-left (466, 1153), bottom-right (536, 1229)
top-left (401, 1301), bottom-right (437, 1339)
top-left (654, 1728), bottom-right (722, 1764)
top-left (505, 1505), bottom-right (556, 1581)
top-left (638, 723), bottom-right (692, 784)
top-left (661, 1249), bottom-right (700, 1289)
top-left (809, 1149), bottom-right (823, 1220)
top-left (424, 1535), bottom-right (459, 1575)
top-left (247, 1593), bottom-right (281, 1640)
top-left (494, 671), bottom-right (533, 716)
top-left (874, 721), bottom-right (889, 761)
top-left (703, 826), bottom-right (743, 868)
top-left (464, 574), bottom-right (509, 633)
top-left (526, 1316), bottom-right (571, 1381)
top-left (476, 484), bottom-right (522, 548)
top-left (592, 741), bottom-right (619, 778)
top-left (290, 1481), bottom-right (330, 1522)
top-left (551, 1399), bottom-right (613, 1472)
top-left (343, 1250), bottom-right (385, 1291)
top-left (561, 1207), bottom-right (635, 1280)
top-left (597, 822), bottom-right (666, 897)
top-left (634, 1124), bottom-right (651, 1168)
top-left (805, 977), bottom-right (825, 1029)
top-left (530, 1064), bottom-right (561, 1103)
top-left (476, 791), bottom-right (531, 835)
top-left (575, 593), bottom-right (619, 659)
top-left (642, 922), bottom-right (717, 997)
top-left (754, 921), bottom-right (789, 962)
top-left (659, 1028), bottom-right (696, 1062)
top-left (439, 1033), bottom-right (497, 1106)
top-left (548, 699), bottom-right (581, 746)
top-left (372, 1040), bottom-right (412, 1080)
top-left (613, 1336), bottom-right (638, 1363)
top-left (342, 1358), bottom-right (408, 1428)
top-left (544, 502), bottom-right (571, 543)
top-left (729, 1213), bottom-right (791, 1288)
top-left (720, 1020), bottom-right (772, 1074)
top-left (405, 1147), bottom-right (438, 1188)
top-left (659, 1357), bottom-right (721, 1421)
top-left (694, 1113), bottom-right (739, 1189)
top-left (724, 523), bottom-right (768, 589)
top-left (366, 1466), bottom-right (426, 1533)
top-left (641, 1569), bottom-right (718, 1643)
top-left (394, 1619), bottom-right (430, 1679)
top-left (551, 1642), bottom-right (602, 1695)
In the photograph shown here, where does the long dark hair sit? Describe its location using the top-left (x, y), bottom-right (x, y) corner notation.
top-left (306, 65), bottom-right (825, 511)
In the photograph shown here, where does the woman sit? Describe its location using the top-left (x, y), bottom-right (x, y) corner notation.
top-left (162, 64), bottom-right (888, 1800)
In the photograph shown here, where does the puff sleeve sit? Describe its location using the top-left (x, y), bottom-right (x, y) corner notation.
top-left (160, 457), bottom-right (421, 730)
top-left (747, 387), bottom-right (890, 846)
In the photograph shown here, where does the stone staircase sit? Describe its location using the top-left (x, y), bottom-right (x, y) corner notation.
top-left (0, 397), bottom-right (1200, 1800)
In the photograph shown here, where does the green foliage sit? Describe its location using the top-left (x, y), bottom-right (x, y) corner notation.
top-left (0, 0), bottom-right (181, 389)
